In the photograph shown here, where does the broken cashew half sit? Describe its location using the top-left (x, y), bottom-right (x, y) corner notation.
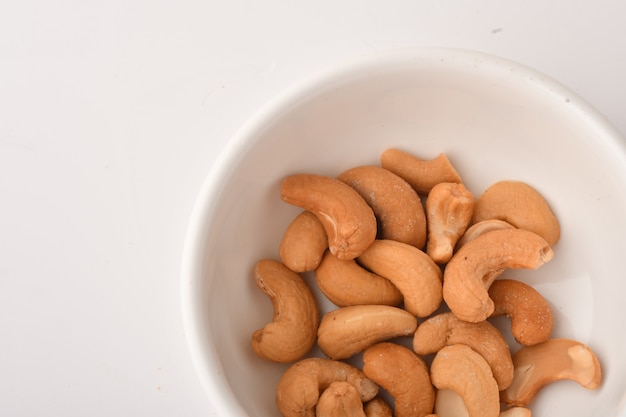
top-left (413, 312), bottom-right (513, 390)
top-left (501, 338), bottom-right (602, 407)
top-left (358, 239), bottom-right (443, 317)
top-left (338, 165), bottom-right (427, 249)
top-left (314, 250), bottom-right (403, 307)
top-left (363, 398), bottom-right (393, 417)
top-left (380, 148), bottom-right (462, 194)
top-left (430, 344), bottom-right (500, 417)
top-left (280, 173), bottom-right (377, 260)
top-left (251, 259), bottom-right (319, 363)
top-left (317, 305), bottom-right (418, 360)
top-left (489, 278), bottom-right (553, 346)
top-left (455, 219), bottom-right (516, 250)
top-left (316, 381), bottom-right (366, 417)
top-left (442, 228), bottom-right (553, 323)
top-left (280, 210), bottom-right (328, 272)
top-left (276, 357), bottom-right (379, 417)
top-left (362, 342), bottom-right (435, 417)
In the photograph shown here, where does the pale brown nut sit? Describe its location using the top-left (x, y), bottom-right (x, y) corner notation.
top-left (430, 344), bottom-right (500, 417)
top-left (251, 259), bottom-right (319, 363)
top-left (442, 228), bottom-right (554, 323)
top-left (499, 408), bottom-right (532, 417)
top-left (316, 381), bottom-right (367, 417)
top-left (472, 180), bottom-right (561, 246)
top-left (276, 357), bottom-right (379, 417)
top-left (501, 338), bottom-right (602, 407)
top-left (338, 165), bottom-right (427, 249)
top-left (362, 342), bottom-right (435, 417)
top-left (314, 250), bottom-right (403, 307)
top-left (434, 390), bottom-right (531, 417)
top-left (413, 312), bottom-right (513, 390)
top-left (280, 174), bottom-right (377, 260)
top-left (317, 305), bottom-right (418, 360)
top-left (455, 219), bottom-right (516, 250)
top-left (280, 210), bottom-right (328, 272)
top-left (358, 239), bottom-right (443, 317)
top-left (488, 278), bottom-right (553, 346)
top-left (363, 398), bottom-right (393, 417)
top-left (425, 182), bottom-right (475, 264)
top-left (380, 149), bottom-right (462, 194)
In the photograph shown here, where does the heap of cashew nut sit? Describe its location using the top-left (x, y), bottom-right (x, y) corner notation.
top-left (250, 148), bottom-right (603, 417)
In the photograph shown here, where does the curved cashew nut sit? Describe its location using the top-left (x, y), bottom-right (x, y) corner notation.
top-left (316, 381), bottom-right (366, 417)
top-left (380, 148), bottom-right (462, 194)
top-left (455, 219), bottom-right (516, 250)
top-left (434, 390), bottom-right (531, 417)
top-left (472, 180), bottom-right (561, 246)
top-left (413, 312), bottom-right (513, 390)
top-left (251, 260), bottom-right (319, 363)
top-left (430, 344), bottom-right (500, 417)
top-left (280, 174), bottom-right (377, 260)
top-left (489, 278), bottom-right (553, 346)
top-left (314, 250), bottom-right (402, 307)
top-left (363, 398), bottom-right (393, 417)
top-left (442, 228), bottom-right (554, 323)
top-left (501, 338), bottom-right (602, 407)
top-left (425, 182), bottom-right (475, 264)
top-left (362, 342), bottom-right (435, 417)
top-left (338, 165), bottom-right (427, 249)
top-left (280, 210), bottom-right (328, 272)
top-left (276, 357), bottom-right (379, 417)
top-left (317, 305), bottom-right (418, 360)
top-left (358, 239), bottom-right (443, 317)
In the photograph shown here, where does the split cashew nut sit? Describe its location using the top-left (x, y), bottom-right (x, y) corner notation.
top-left (280, 173), bottom-right (377, 260)
top-left (455, 219), bottom-right (516, 250)
top-left (316, 381), bottom-right (366, 417)
top-left (317, 305), bottom-right (418, 360)
top-left (442, 228), bottom-right (553, 323)
top-left (363, 398), bottom-right (393, 417)
top-left (280, 210), bottom-right (328, 272)
top-left (251, 259), bottom-right (319, 363)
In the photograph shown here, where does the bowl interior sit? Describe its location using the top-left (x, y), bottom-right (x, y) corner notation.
top-left (183, 48), bottom-right (626, 417)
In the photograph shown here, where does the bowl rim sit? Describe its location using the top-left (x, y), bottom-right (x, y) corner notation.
top-left (180, 46), bottom-right (626, 416)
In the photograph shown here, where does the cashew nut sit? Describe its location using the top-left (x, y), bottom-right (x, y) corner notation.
top-left (499, 407), bottom-right (532, 417)
top-left (412, 312), bottom-right (513, 390)
top-left (501, 338), bottom-right (602, 407)
top-left (430, 344), bottom-right (500, 417)
top-left (434, 390), bottom-right (531, 417)
top-left (280, 210), bottom-right (328, 272)
top-left (358, 239), bottom-right (443, 317)
top-left (472, 180), bottom-right (561, 246)
top-left (280, 173), bottom-right (377, 260)
top-left (251, 259), bottom-right (319, 363)
top-left (489, 278), bottom-right (553, 346)
top-left (314, 250), bottom-right (403, 307)
top-left (363, 398), bottom-right (393, 417)
top-left (362, 342), bottom-right (435, 417)
top-left (425, 182), bottom-right (475, 264)
top-left (455, 219), bottom-right (516, 250)
top-left (380, 148), bottom-right (462, 194)
top-left (317, 305), bottom-right (418, 360)
top-left (276, 357), bottom-right (379, 417)
top-left (442, 228), bottom-right (554, 323)
top-left (338, 165), bottom-right (427, 248)
top-left (316, 381), bottom-right (367, 417)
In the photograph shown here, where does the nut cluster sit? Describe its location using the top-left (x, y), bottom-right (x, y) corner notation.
top-left (250, 148), bottom-right (602, 417)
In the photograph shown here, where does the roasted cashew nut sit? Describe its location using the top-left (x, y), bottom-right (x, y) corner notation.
top-left (380, 148), bottom-right (462, 194)
top-left (280, 210), bottom-right (328, 272)
top-left (430, 344), bottom-right (500, 417)
top-left (338, 165), bottom-right (427, 249)
top-left (425, 182), bottom-right (475, 264)
top-left (363, 398), bottom-right (393, 417)
top-left (276, 357), bottom-right (379, 417)
top-left (413, 312), bottom-right (513, 390)
top-left (281, 173), bottom-right (377, 260)
top-left (434, 390), bottom-right (531, 417)
top-left (455, 219), bottom-right (516, 250)
top-left (314, 250), bottom-right (403, 307)
top-left (358, 239), bottom-right (443, 317)
top-left (251, 259), bottom-right (319, 363)
top-left (489, 278), bottom-right (553, 346)
top-left (442, 228), bottom-right (553, 323)
top-left (472, 180), bottom-right (561, 245)
top-left (501, 338), bottom-right (602, 407)
top-left (316, 381), bottom-right (366, 417)
top-left (362, 342), bottom-right (435, 417)
top-left (317, 305), bottom-right (418, 360)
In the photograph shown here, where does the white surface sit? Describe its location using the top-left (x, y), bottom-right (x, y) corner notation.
top-left (1, 1), bottom-right (625, 416)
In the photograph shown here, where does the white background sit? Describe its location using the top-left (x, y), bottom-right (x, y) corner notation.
top-left (1, 1), bottom-right (625, 416)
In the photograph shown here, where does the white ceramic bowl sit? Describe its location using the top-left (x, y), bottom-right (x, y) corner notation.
top-left (182, 47), bottom-right (626, 417)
